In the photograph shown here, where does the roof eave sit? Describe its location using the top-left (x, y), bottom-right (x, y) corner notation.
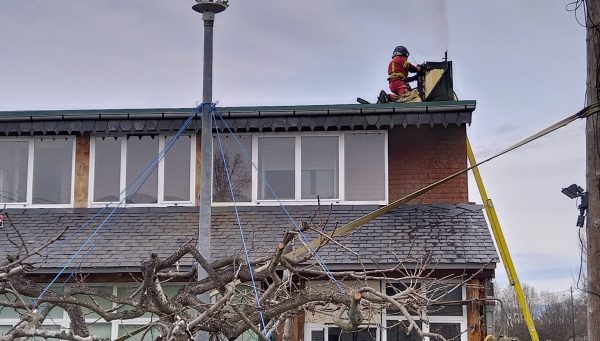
top-left (0, 101), bottom-right (476, 122)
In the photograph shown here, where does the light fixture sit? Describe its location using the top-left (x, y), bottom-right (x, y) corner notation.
top-left (561, 183), bottom-right (588, 227)
top-left (561, 184), bottom-right (584, 199)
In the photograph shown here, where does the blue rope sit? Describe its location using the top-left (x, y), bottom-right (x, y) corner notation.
top-left (38, 104), bottom-right (207, 269)
top-left (34, 104), bottom-right (203, 305)
top-left (213, 111), bottom-right (268, 335)
top-left (58, 105), bottom-right (205, 284)
top-left (213, 110), bottom-right (344, 292)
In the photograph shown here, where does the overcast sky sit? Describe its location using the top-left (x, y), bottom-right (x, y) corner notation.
top-left (0, 1), bottom-right (588, 292)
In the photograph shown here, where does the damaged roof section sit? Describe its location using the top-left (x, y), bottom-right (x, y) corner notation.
top-left (0, 203), bottom-right (497, 273)
top-left (0, 101), bottom-right (475, 136)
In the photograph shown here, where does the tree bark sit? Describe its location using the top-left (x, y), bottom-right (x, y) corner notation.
top-left (586, 0), bottom-right (600, 340)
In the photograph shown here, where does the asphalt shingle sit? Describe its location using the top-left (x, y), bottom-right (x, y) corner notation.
top-left (0, 204), bottom-right (497, 272)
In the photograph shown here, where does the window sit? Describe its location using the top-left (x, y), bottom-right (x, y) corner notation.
top-left (301, 136), bottom-right (339, 199)
top-left (93, 137), bottom-right (121, 202)
top-left (213, 135), bottom-right (252, 202)
top-left (383, 282), bottom-right (467, 341)
top-left (306, 325), bottom-right (378, 341)
top-left (164, 135), bottom-right (192, 201)
top-left (429, 323), bottom-right (461, 340)
top-left (258, 137), bottom-right (295, 200)
top-left (0, 141), bottom-right (28, 203)
top-left (0, 284), bottom-right (183, 340)
top-left (385, 320), bottom-right (421, 341)
top-left (0, 137), bottom-right (74, 207)
top-left (213, 132), bottom-right (387, 205)
top-left (90, 135), bottom-right (195, 206)
top-left (126, 136), bottom-right (159, 204)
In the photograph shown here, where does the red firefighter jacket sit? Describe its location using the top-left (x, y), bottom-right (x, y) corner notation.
top-left (388, 55), bottom-right (418, 81)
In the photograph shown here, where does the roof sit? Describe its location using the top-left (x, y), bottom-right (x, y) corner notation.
top-left (0, 204), bottom-right (497, 273)
top-left (0, 101), bottom-right (475, 135)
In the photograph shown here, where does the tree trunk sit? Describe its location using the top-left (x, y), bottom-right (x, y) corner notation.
top-left (586, 0), bottom-right (600, 340)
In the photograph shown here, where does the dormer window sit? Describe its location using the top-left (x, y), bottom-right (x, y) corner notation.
top-left (212, 131), bottom-right (387, 205)
top-left (0, 137), bottom-right (74, 207)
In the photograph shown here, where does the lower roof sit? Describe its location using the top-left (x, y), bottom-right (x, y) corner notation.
top-left (0, 204), bottom-right (497, 274)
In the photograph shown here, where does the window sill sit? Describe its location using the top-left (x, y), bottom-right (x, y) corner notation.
top-left (89, 202), bottom-right (195, 208)
top-left (212, 200), bottom-right (387, 207)
top-left (0, 203), bottom-right (74, 209)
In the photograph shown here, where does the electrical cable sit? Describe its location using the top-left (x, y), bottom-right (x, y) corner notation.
top-left (566, 0), bottom-right (590, 28)
top-left (575, 218), bottom-right (600, 299)
top-left (213, 111), bottom-right (268, 335)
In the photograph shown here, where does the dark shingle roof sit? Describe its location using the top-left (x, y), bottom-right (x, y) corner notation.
top-left (0, 204), bottom-right (497, 273)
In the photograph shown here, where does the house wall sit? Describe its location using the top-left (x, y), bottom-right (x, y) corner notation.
top-left (388, 125), bottom-right (468, 204)
top-left (0, 124), bottom-right (468, 208)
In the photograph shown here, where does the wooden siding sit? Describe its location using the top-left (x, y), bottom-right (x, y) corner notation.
top-left (74, 134), bottom-right (90, 208)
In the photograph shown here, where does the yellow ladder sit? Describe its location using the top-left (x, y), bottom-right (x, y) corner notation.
top-left (466, 137), bottom-right (540, 341)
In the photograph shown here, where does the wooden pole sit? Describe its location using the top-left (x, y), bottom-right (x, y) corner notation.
top-left (585, 1), bottom-right (600, 339)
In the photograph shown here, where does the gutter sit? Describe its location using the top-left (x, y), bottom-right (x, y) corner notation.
top-left (0, 102), bottom-right (476, 122)
top-left (26, 261), bottom-right (495, 275)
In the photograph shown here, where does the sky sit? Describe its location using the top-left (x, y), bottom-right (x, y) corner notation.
top-left (0, 1), bottom-right (589, 292)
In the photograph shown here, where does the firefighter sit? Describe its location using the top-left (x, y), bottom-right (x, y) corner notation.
top-left (378, 46), bottom-right (421, 103)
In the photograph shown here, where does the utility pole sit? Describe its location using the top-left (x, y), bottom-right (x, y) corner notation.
top-left (585, 0), bottom-right (600, 339)
top-left (193, 1), bottom-right (227, 340)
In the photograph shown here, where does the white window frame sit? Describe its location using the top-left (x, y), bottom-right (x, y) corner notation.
top-left (89, 134), bottom-right (196, 207)
top-left (305, 323), bottom-right (381, 341)
top-left (212, 131), bottom-right (388, 206)
top-left (0, 137), bottom-right (75, 208)
top-left (382, 281), bottom-right (468, 341)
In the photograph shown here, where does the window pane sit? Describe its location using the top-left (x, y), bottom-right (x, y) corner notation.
top-left (32, 138), bottom-right (73, 204)
top-left (258, 137), bottom-right (294, 200)
top-left (0, 325), bottom-right (12, 336)
top-left (118, 325), bottom-right (160, 341)
top-left (87, 323), bottom-right (112, 339)
top-left (301, 136), bottom-right (338, 199)
top-left (386, 320), bottom-right (422, 341)
top-left (93, 137), bottom-right (121, 202)
top-left (345, 133), bottom-right (385, 201)
top-left (236, 331), bottom-right (259, 341)
top-left (35, 286), bottom-right (64, 320)
top-left (311, 330), bottom-right (325, 341)
top-left (164, 136), bottom-right (191, 201)
top-left (213, 135), bottom-right (252, 202)
top-left (0, 141), bottom-right (28, 203)
top-left (126, 136), bottom-right (158, 204)
top-left (116, 286), bottom-right (152, 318)
top-left (0, 294), bottom-right (22, 318)
top-left (428, 285), bottom-right (463, 316)
top-left (386, 282), bottom-right (421, 316)
top-left (429, 323), bottom-right (461, 340)
top-left (75, 286), bottom-right (113, 319)
top-left (328, 327), bottom-right (377, 341)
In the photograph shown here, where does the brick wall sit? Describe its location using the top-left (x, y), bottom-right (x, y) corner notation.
top-left (388, 125), bottom-right (468, 203)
